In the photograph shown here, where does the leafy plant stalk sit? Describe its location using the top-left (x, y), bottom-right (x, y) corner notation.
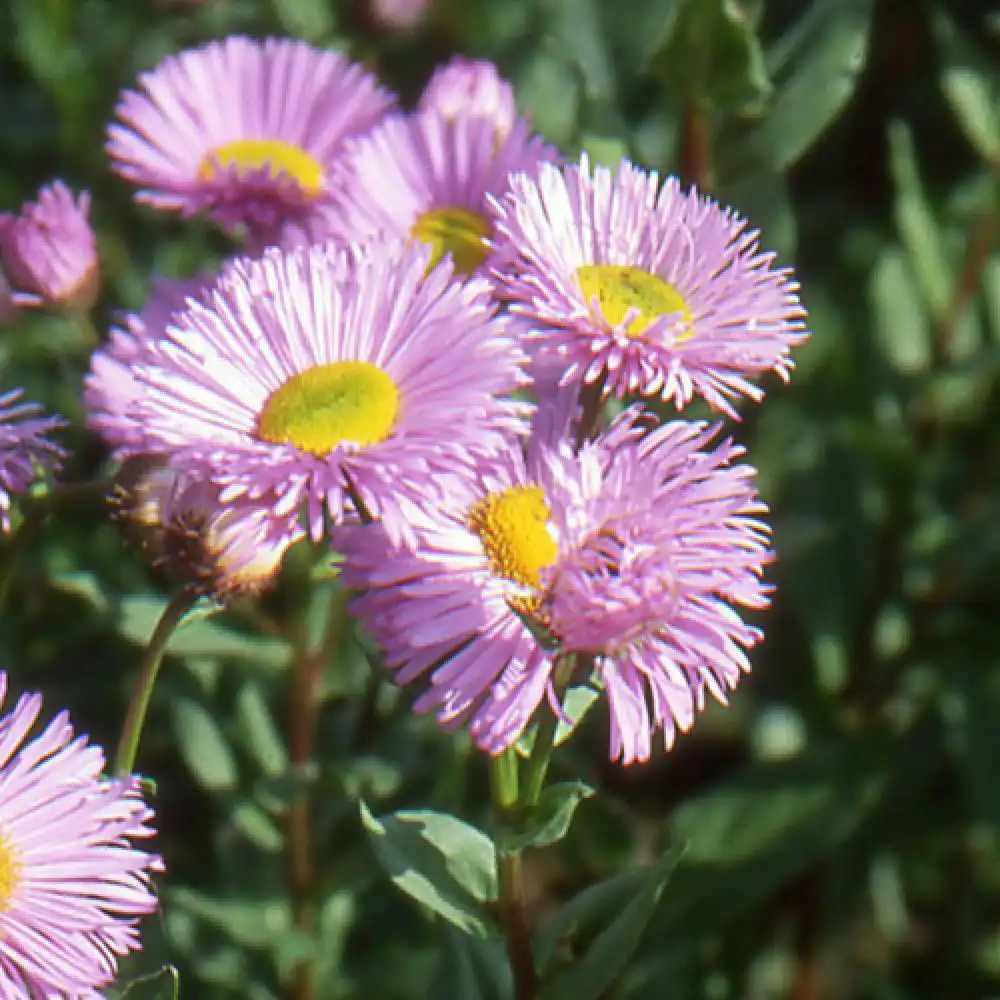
top-left (114, 589), bottom-right (198, 776)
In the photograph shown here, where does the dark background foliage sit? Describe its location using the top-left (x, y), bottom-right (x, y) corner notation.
top-left (2, 1), bottom-right (1000, 998)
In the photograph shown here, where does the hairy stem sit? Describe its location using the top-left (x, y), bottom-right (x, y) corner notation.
top-left (491, 752), bottom-right (536, 1000)
top-left (114, 590), bottom-right (198, 776)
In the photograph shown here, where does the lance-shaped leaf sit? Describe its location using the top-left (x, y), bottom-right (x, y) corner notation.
top-left (496, 782), bottom-right (594, 853)
top-left (360, 804), bottom-right (499, 938)
top-left (716, 0), bottom-right (873, 182)
top-left (536, 845), bottom-right (683, 1000)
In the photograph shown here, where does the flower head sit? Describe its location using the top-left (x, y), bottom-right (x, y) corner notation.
top-left (113, 459), bottom-right (304, 597)
top-left (0, 390), bottom-right (65, 531)
top-left (83, 278), bottom-right (210, 455)
top-left (0, 182), bottom-right (98, 310)
top-left (86, 275), bottom-right (210, 455)
top-left (107, 36), bottom-right (395, 240)
top-left (492, 155), bottom-right (808, 415)
top-left (124, 239), bottom-right (526, 543)
top-left (0, 672), bottom-right (160, 996)
top-left (340, 409), bottom-right (770, 763)
top-left (321, 109), bottom-right (555, 276)
top-left (419, 57), bottom-right (518, 141)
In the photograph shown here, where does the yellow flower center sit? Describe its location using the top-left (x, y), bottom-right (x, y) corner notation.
top-left (198, 139), bottom-right (324, 196)
top-left (411, 206), bottom-right (491, 273)
top-left (257, 361), bottom-right (400, 455)
top-left (576, 264), bottom-right (692, 338)
top-left (0, 833), bottom-right (22, 912)
top-left (468, 485), bottom-right (558, 589)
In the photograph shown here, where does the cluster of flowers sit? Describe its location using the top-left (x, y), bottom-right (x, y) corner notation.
top-left (0, 35), bottom-right (806, 993)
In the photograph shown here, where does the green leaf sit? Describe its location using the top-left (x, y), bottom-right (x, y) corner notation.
top-left (543, 0), bottom-right (616, 103)
top-left (946, 663), bottom-right (1000, 826)
top-left (168, 887), bottom-right (290, 949)
top-left (235, 682), bottom-right (288, 777)
top-left (537, 846), bottom-right (682, 1000)
top-left (716, 0), bottom-right (872, 181)
top-left (653, 0), bottom-right (771, 111)
top-left (430, 928), bottom-right (511, 1000)
top-left (888, 121), bottom-right (952, 323)
top-left (312, 891), bottom-right (355, 998)
top-left (871, 246), bottom-right (932, 374)
top-left (229, 800), bottom-right (283, 852)
top-left (171, 697), bottom-right (239, 793)
top-left (935, 9), bottom-right (1000, 164)
top-left (498, 782), bottom-right (594, 852)
top-left (360, 803), bottom-right (499, 938)
top-left (649, 734), bottom-right (891, 941)
top-left (117, 965), bottom-right (180, 1000)
top-left (270, 0), bottom-right (334, 43)
top-left (118, 596), bottom-right (290, 670)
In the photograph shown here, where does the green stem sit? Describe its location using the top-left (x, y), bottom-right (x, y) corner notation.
top-left (114, 590), bottom-right (198, 776)
top-left (491, 752), bottom-right (536, 1000)
top-left (285, 583), bottom-right (347, 1000)
top-left (522, 705), bottom-right (560, 809)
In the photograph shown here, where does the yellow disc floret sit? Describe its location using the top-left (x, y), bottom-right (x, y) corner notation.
top-left (411, 206), bottom-right (491, 273)
top-left (0, 832), bottom-right (22, 912)
top-left (199, 139), bottom-right (325, 196)
top-left (576, 264), bottom-right (691, 338)
top-left (257, 361), bottom-right (400, 455)
top-left (468, 485), bottom-right (558, 588)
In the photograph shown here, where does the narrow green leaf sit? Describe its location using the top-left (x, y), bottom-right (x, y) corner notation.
top-left (871, 247), bottom-right (932, 374)
top-left (537, 846), bottom-right (682, 1000)
top-left (653, 0), bottom-right (771, 110)
top-left (888, 120), bottom-right (952, 322)
top-left (430, 927), bottom-right (511, 1000)
top-left (168, 888), bottom-right (290, 949)
top-left (498, 782), bottom-right (594, 852)
top-left (171, 698), bottom-right (239, 793)
top-left (543, 0), bottom-right (616, 102)
top-left (235, 682), bottom-right (288, 777)
top-left (360, 803), bottom-right (499, 938)
top-left (935, 9), bottom-right (1000, 164)
top-left (716, 0), bottom-right (872, 181)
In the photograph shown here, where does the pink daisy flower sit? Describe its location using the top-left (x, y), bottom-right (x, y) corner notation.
top-left (107, 36), bottom-right (395, 241)
top-left (0, 389), bottom-right (65, 532)
top-left (492, 155), bottom-right (808, 416)
top-left (419, 56), bottom-right (518, 141)
top-left (86, 275), bottom-right (210, 455)
top-left (0, 182), bottom-right (98, 310)
top-left (123, 239), bottom-right (526, 543)
top-left (0, 671), bottom-right (160, 996)
top-left (339, 408), bottom-right (771, 763)
top-left (114, 461), bottom-right (304, 597)
top-left (320, 108), bottom-right (556, 276)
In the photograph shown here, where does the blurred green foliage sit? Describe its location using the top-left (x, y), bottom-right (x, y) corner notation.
top-left (3, 0), bottom-right (1000, 998)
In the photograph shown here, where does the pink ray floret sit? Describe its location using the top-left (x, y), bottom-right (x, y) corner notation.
top-left (492, 154), bottom-right (808, 415)
top-left (339, 406), bottom-right (771, 763)
top-left (123, 239), bottom-right (527, 544)
top-left (107, 36), bottom-right (395, 239)
top-left (0, 389), bottom-right (65, 532)
top-left (0, 672), bottom-right (160, 996)
top-left (319, 108), bottom-right (556, 276)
